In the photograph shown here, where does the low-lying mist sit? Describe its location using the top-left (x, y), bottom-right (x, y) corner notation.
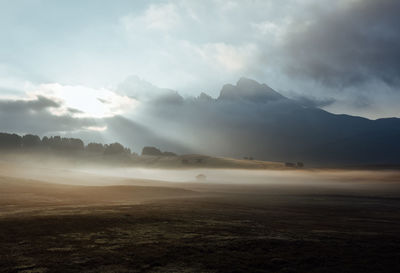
top-left (1, 153), bottom-right (400, 200)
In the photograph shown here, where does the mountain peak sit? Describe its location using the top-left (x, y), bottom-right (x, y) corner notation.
top-left (218, 78), bottom-right (286, 102)
top-left (236, 77), bottom-right (261, 88)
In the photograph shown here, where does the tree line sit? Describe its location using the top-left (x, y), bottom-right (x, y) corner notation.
top-left (0, 132), bottom-right (132, 156)
top-left (0, 132), bottom-right (177, 157)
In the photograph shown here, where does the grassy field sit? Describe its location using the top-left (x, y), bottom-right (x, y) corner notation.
top-left (1, 164), bottom-right (400, 273)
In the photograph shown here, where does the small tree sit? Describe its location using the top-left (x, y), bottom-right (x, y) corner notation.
top-left (296, 162), bottom-right (304, 168)
top-left (142, 146), bottom-right (162, 156)
top-left (104, 142), bottom-right (125, 155)
top-left (163, 151), bottom-right (177, 156)
top-left (0, 133), bottom-right (22, 149)
top-left (86, 143), bottom-right (105, 154)
top-left (22, 134), bottom-right (41, 148)
top-left (69, 138), bottom-right (84, 151)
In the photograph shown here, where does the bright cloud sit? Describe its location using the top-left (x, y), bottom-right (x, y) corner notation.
top-left (30, 83), bottom-right (137, 118)
top-left (83, 125), bottom-right (108, 132)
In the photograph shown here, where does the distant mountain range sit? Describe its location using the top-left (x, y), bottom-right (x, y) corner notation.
top-left (2, 77), bottom-right (397, 167)
top-left (120, 77), bottom-right (400, 166)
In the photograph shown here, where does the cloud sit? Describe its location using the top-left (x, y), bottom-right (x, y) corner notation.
top-left (115, 0), bottom-right (293, 94)
top-left (31, 83), bottom-right (136, 118)
top-left (0, 95), bottom-right (60, 112)
top-left (1, 0), bottom-right (399, 119)
top-left (292, 95), bottom-right (336, 108)
top-left (198, 43), bottom-right (258, 72)
top-left (0, 95), bottom-right (103, 135)
top-left (0, 82), bottom-right (139, 139)
top-left (280, 0), bottom-right (400, 88)
top-left (121, 3), bottom-right (181, 32)
top-left (83, 125), bottom-right (108, 132)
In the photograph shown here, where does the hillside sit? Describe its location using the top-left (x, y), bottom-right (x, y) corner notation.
top-left (124, 77), bottom-right (400, 166)
top-left (133, 154), bottom-right (288, 169)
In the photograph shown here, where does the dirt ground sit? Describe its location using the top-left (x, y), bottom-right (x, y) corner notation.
top-left (1, 165), bottom-right (400, 273)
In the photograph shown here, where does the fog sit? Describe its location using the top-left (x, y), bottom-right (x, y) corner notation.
top-left (2, 154), bottom-right (400, 273)
top-left (2, 154), bottom-right (400, 201)
top-left (79, 166), bottom-right (397, 186)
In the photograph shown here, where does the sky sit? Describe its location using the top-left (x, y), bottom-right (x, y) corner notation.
top-left (0, 0), bottom-right (400, 148)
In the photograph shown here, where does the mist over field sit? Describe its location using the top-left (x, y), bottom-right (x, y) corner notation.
top-left (1, 151), bottom-right (400, 214)
top-left (1, 154), bottom-right (400, 272)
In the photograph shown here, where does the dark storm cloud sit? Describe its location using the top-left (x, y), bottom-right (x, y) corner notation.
top-left (283, 0), bottom-right (400, 88)
top-left (0, 96), bottom-right (101, 134)
top-left (292, 96), bottom-right (336, 108)
top-left (0, 95), bottom-right (60, 111)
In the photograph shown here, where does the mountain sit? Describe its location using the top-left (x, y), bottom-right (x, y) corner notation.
top-left (218, 77), bottom-right (286, 102)
top-left (133, 77), bottom-right (400, 167)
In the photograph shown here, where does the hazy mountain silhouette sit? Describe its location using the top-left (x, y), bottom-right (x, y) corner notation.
top-left (218, 77), bottom-right (286, 103)
top-left (135, 77), bottom-right (400, 166)
top-left (4, 77), bottom-right (395, 167)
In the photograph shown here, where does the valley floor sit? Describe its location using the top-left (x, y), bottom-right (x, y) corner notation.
top-left (0, 166), bottom-right (400, 272)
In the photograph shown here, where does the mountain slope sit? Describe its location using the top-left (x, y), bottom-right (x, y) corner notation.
top-left (135, 78), bottom-right (400, 166)
top-left (218, 77), bottom-right (286, 102)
